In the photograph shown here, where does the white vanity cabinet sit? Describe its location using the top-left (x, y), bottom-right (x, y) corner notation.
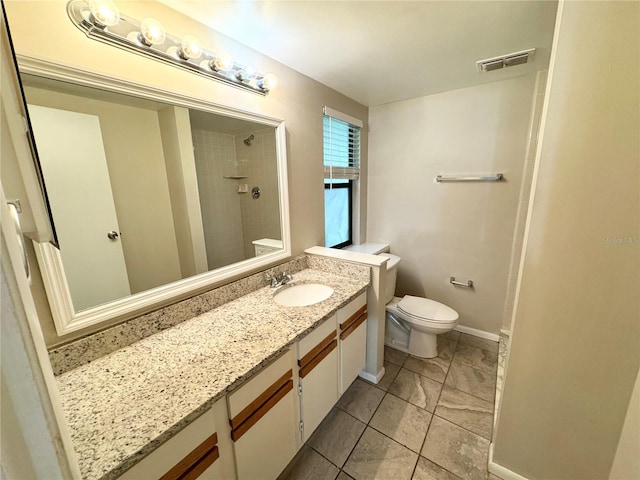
top-left (338, 293), bottom-right (368, 393)
top-left (226, 350), bottom-right (298, 480)
top-left (116, 292), bottom-right (368, 480)
top-left (118, 403), bottom-right (230, 480)
top-left (296, 314), bottom-right (339, 442)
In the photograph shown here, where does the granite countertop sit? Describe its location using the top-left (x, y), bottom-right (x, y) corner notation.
top-left (55, 268), bottom-right (369, 480)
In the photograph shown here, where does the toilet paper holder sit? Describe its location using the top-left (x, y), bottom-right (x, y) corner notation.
top-left (450, 276), bottom-right (474, 288)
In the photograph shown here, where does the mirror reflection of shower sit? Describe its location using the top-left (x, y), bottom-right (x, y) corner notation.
top-left (243, 134), bottom-right (255, 146)
top-left (190, 121), bottom-right (281, 270)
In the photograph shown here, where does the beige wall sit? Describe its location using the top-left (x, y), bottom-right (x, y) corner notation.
top-left (493, 1), bottom-right (640, 478)
top-left (23, 86), bottom-right (183, 295)
top-left (158, 106), bottom-right (208, 278)
top-left (609, 366), bottom-right (640, 480)
top-left (368, 74), bottom-right (539, 335)
top-left (4, 0), bottom-right (367, 347)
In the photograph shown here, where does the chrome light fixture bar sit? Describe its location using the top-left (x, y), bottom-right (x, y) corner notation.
top-left (66, 0), bottom-right (278, 95)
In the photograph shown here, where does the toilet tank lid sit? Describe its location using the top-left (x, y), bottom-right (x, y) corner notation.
top-left (379, 253), bottom-right (401, 270)
top-left (398, 295), bottom-right (459, 321)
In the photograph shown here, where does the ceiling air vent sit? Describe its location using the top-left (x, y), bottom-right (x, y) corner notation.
top-left (476, 48), bottom-right (536, 73)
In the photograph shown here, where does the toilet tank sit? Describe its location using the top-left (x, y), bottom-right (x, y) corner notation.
top-left (379, 253), bottom-right (401, 304)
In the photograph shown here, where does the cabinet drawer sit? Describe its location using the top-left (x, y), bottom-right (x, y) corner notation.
top-left (119, 409), bottom-right (218, 480)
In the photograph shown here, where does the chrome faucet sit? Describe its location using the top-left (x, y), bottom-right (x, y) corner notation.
top-left (265, 271), bottom-right (293, 288)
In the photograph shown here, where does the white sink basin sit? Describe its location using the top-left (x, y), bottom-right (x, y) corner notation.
top-left (274, 283), bottom-right (334, 307)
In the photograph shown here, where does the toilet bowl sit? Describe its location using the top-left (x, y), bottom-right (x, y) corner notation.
top-left (380, 253), bottom-right (459, 358)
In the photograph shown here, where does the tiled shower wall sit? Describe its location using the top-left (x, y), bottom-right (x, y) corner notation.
top-left (192, 127), bottom-right (280, 269)
top-left (192, 129), bottom-right (245, 269)
top-left (234, 128), bottom-right (281, 258)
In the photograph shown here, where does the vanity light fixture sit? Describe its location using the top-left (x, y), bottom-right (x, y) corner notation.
top-left (67, 0), bottom-right (278, 95)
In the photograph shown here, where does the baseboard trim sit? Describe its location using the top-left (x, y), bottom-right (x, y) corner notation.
top-left (454, 325), bottom-right (500, 342)
top-left (359, 366), bottom-right (385, 384)
top-left (488, 443), bottom-right (530, 480)
top-left (500, 328), bottom-right (511, 337)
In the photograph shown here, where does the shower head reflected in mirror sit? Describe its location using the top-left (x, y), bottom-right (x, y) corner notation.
top-left (243, 134), bottom-right (255, 146)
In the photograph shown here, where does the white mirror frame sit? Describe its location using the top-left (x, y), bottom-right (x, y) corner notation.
top-left (20, 55), bottom-right (291, 335)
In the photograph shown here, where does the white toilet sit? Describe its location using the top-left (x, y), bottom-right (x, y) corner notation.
top-left (380, 253), bottom-right (459, 358)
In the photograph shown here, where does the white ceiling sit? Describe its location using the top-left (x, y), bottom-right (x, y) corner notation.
top-left (160, 1), bottom-right (558, 107)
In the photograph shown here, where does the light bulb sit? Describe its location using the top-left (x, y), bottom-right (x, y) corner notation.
top-left (210, 51), bottom-right (233, 71)
top-left (139, 18), bottom-right (166, 46)
top-left (88, 0), bottom-right (119, 27)
top-left (260, 72), bottom-right (279, 91)
top-left (235, 69), bottom-right (252, 82)
top-left (179, 35), bottom-right (203, 60)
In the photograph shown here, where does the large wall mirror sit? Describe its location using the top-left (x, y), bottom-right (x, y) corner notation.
top-left (20, 58), bottom-right (290, 335)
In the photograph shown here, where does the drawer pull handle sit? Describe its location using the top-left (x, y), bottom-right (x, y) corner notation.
top-left (340, 304), bottom-right (367, 331)
top-left (298, 331), bottom-right (336, 370)
top-left (299, 340), bottom-right (337, 378)
top-left (179, 446), bottom-right (219, 480)
top-left (229, 369), bottom-right (293, 431)
top-left (230, 378), bottom-right (293, 442)
top-left (160, 432), bottom-right (218, 480)
top-left (340, 312), bottom-right (367, 340)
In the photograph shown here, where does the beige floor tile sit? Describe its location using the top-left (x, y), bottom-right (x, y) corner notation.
top-left (389, 368), bottom-right (443, 412)
top-left (277, 445), bottom-right (340, 480)
top-left (435, 386), bottom-right (494, 440)
top-left (487, 474), bottom-right (502, 480)
top-left (404, 339), bottom-right (456, 383)
top-left (421, 417), bottom-right (489, 480)
top-left (453, 343), bottom-right (498, 374)
top-left (307, 408), bottom-right (366, 467)
top-left (370, 393), bottom-right (432, 452)
top-left (412, 457), bottom-right (462, 480)
top-left (364, 360), bottom-right (401, 392)
top-left (343, 427), bottom-right (418, 480)
top-left (337, 379), bottom-right (385, 423)
top-left (458, 333), bottom-right (498, 354)
top-left (441, 330), bottom-right (461, 342)
top-left (385, 345), bottom-right (409, 366)
top-left (336, 472), bottom-right (354, 480)
top-left (445, 362), bottom-right (496, 402)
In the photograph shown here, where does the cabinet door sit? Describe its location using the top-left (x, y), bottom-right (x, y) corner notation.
top-left (227, 350), bottom-right (298, 480)
top-left (119, 409), bottom-right (220, 480)
top-left (338, 293), bottom-right (367, 393)
top-left (298, 315), bottom-right (338, 441)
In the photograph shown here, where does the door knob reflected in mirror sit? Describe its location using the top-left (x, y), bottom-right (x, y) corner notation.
top-left (107, 231), bottom-right (119, 240)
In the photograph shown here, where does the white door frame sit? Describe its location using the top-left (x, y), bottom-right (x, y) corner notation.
top-left (1, 149), bottom-right (80, 479)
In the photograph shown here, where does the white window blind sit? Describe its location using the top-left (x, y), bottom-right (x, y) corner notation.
top-left (323, 108), bottom-right (362, 181)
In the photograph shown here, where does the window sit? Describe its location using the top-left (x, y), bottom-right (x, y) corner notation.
top-left (323, 108), bottom-right (362, 248)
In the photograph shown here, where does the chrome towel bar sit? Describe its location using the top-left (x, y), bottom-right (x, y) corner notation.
top-left (436, 174), bottom-right (503, 182)
top-left (450, 277), bottom-right (473, 288)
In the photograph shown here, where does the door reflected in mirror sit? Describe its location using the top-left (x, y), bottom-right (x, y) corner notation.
top-left (22, 74), bottom-right (286, 315)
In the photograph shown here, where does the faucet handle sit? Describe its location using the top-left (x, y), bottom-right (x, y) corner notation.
top-left (265, 272), bottom-right (277, 287)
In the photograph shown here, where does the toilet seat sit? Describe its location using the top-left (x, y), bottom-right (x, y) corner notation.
top-left (397, 295), bottom-right (458, 325)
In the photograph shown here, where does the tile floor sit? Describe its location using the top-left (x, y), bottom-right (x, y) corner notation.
top-left (278, 331), bottom-right (501, 480)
